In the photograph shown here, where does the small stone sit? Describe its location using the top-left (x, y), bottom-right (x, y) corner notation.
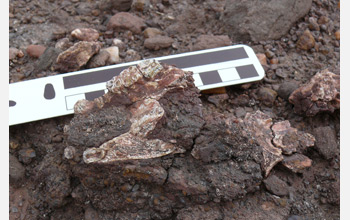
top-left (289, 69), bottom-right (340, 116)
top-left (132, 0), bottom-right (149, 12)
top-left (207, 94), bottom-right (229, 107)
top-left (257, 87), bottom-right (277, 107)
top-left (84, 205), bottom-right (101, 220)
top-left (26, 45), bottom-right (46, 58)
top-left (335, 30), bottom-right (340, 40)
top-left (265, 50), bottom-right (274, 59)
top-left (103, 46), bottom-right (120, 64)
top-left (125, 49), bottom-right (141, 62)
top-left (256, 53), bottom-right (267, 66)
top-left (71, 28), bottom-right (99, 42)
top-left (282, 154), bottom-right (312, 173)
top-left (277, 81), bottom-right (299, 100)
top-left (312, 126), bottom-right (338, 160)
top-left (55, 38), bottom-right (73, 51)
top-left (192, 34), bottom-right (232, 51)
top-left (9, 154), bottom-right (25, 185)
top-left (18, 148), bottom-right (36, 164)
top-left (9, 48), bottom-right (22, 60)
top-left (308, 17), bottom-right (320, 31)
top-left (297, 29), bottom-right (315, 51)
top-left (55, 41), bottom-right (101, 73)
top-left (318, 16), bottom-right (329, 25)
top-left (144, 36), bottom-right (174, 50)
top-left (263, 175), bottom-right (289, 196)
top-left (288, 215), bottom-right (303, 220)
top-left (143, 27), bottom-right (164, 38)
top-left (87, 50), bottom-right (110, 68)
top-left (275, 69), bottom-right (288, 78)
top-left (235, 107), bottom-right (246, 118)
top-left (270, 58), bottom-right (279, 64)
top-left (107, 12), bottom-right (146, 34)
top-left (64, 146), bottom-right (76, 160)
top-left (112, 38), bottom-right (126, 51)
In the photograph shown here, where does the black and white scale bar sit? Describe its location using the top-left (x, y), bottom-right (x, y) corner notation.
top-left (9, 44), bottom-right (264, 126)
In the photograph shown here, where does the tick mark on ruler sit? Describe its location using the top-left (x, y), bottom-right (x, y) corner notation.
top-left (9, 100), bottom-right (16, 107)
top-left (44, 83), bottom-right (56, 100)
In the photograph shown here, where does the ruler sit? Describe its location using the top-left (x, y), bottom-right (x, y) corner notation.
top-left (9, 44), bottom-right (264, 126)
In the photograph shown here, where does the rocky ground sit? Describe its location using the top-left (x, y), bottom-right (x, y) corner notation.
top-left (9, 0), bottom-right (340, 219)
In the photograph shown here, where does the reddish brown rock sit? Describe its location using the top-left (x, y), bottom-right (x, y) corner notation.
top-left (192, 34), bottom-right (232, 51)
top-left (289, 69), bottom-right (340, 116)
top-left (257, 87), bottom-right (278, 107)
top-left (243, 111), bottom-right (283, 177)
top-left (297, 29), bottom-right (315, 51)
top-left (143, 27), bottom-right (164, 38)
top-left (256, 53), bottom-right (267, 66)
top-left (335, 30), bottom-right (340, 40)
top-left (26, 45), bottom-right (46, 58)
top-left (144, 36), bottom-right (174, 50)
top-left (263, 175), bottom-right (289, 196)
top-left (107, 12), bottom-right (145, 34)
top-left (71, 28), bottom-right (99, 41)
top-left (312, 126), bottom-right (338, 160)
top-left (282, 154), bottom-right (312, 173)
top-left (272, 120), bottom-right (315, 155)
top-left (55, 41), bottom-right (100, 72)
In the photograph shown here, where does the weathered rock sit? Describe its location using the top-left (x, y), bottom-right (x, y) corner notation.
top-left (207, 94), bottom-right (229, 107)
top-left (256, 53), bottom-right (267, 66)
top-left (71, 28), bottom-right (99, 42)
top-left (9, 48), bottom-right (24, 60)
top-left (84, 205), bottom-right (101, 220)
top-left (66, 60), bottom-right (204, 163)
top-left (132, 0), bottom-right (149, 12)
top-left (26, 45), bottom-right (46, 58)
top-left (33, 47), bottom-right (61, 74)
top-left (87, 50), bottom-right (110, 68)
top-left (277, 81), bottom-right (299, 100)
top-left (9, 154), bottom-right (25, 186)
top-left (107, 12), bottom-right (145, 34)
top-left (55, 38), bottom-right (73, 51)
top-left (312, 126), bottom-right (338, 160)
top-left (257, 87), bottom-right (278, 107)
top-left (289, 69), bottom-right (340, 116)
top-left (176, 204), bottom-right (223, 220)
top-left (297, 29), bottom-right (315, 51)
top-left (263, 175), bottom-right (289, 196)
top-left (112, 38), bottom-right (126, 51)
top-left (144, 36), bottom-right (174, 50)
top-left (55, 41), bottom-right (101, 72)
top-left (99, 0), bottom-right (133, 12)
top-left (309, 17), bottom-right (320, 31)
top-left (335, 30), bottom-right (340, 40)
top-left (103, 46), bottom-right (120, 64)
top-left (282, 154), bottom-right (312, 173)
top-left (272, 121), bottom-right (315, 155)
top-left (64, 146), bottom-right (76, 160)
top-left (192, 34), bottom-right (231, 51)
top-left (18, 148), bottom-right (36, 164)
top-left (243, 111), bottom-right (283, 177)
top-left (223, 0), bottom-right (313, 41)
top-left (143, 27), bottom-right (164, 38)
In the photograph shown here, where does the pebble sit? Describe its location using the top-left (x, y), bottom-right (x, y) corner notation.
top-left (288, 215), bottom-right (303, 220)
top-left (103, 46), bottom-right (120, 64)
top-left (9, 48), bottom-right (24, 60)
top-left (335, 30), bottom-right (340, 40)
top-left (125, 49), bottom-right (141, 62)
top-left (256, 53), bottom-right (267, 66)
top-left (84, 205), bottom-right (101, 220)
top-left (312, 126), bottom-right (338, 160)
top-left (282, 154), bottom-right (312, 173)
top-left (18, 148), bottom-right (36, 164)
top-left (55, 38), bottom-right (73, 51)
top-left (9, 154), bottom-right (25, 184)
top-left (107, 12), bottom-right (146, 34)
top-left (55, 41), bottom-right (101, 72)
top-left (192, 34), bottom-right (232, 51)
top-left (270, 58), bottom-right (279, 64)
top-left (235, 107), bottom-right (246, 118)
top-left (263, 175), bottom-right (289, 196)
top-left (275, 69), bottom-right (288, 78)
top-left (297, 29), bottom-right (315, 50)
top-left (144, 36), bottom-right (174, 50)
top-left (265, 50), bottom-right (275, 59)
top-left (87, 50), bottom-right (110, 68)
top-left (71, 28), bottom-right (100, 42)
top-left (318, 15), bottom-right (329, 24)
top-left (257, 87), bottom-right (278, 106)
top-left (308, 17), bottom-right (320, 31)
top-left (64, 146), bottom-right (76, 160)
top-left (277, 81), bottom-right (299, 100)
top-left (132, 0), bottom-right (149, 12)
top-left (143, 27), bottom-right (164, 38)
top-left (112, 38), bottom-right (126, 51)
top-left (26, 45), bottom-right (46, 58)
top-left (207, 94), bottom-right (229, 107)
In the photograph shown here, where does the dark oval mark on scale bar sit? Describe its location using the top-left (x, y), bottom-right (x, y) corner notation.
top-left (44, 83), bottom-right (56, 100)
top-left (9, 100), bottom-right (16, 107)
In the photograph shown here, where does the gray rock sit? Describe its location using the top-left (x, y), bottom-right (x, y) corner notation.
top-left (192, 34), bottom-right (232, 51)
top-left (223, 0), bottom-right (313, 42)
top-left (277, 81), bottom-right (299, 100)
top-left (107, 12), bottom-right (145, 34)
top-left (263, 175), bottom-right (289, 196)
top-left (257, 87), bottom-right (277, 106)
top-left (144, 36), bottom-right (174, 50)
top-left (99, 0), bottom-right (133, 12)
top-left (18, 148), bottom-right (36, 164)
top-left (87, 50), bottom-right (110, 68)
top-left (32, 47), bottom-right (61, 75)
top-left (312, 126), bottom-right (338, 160)
top-left (9, 154), bottom-right (25, 186)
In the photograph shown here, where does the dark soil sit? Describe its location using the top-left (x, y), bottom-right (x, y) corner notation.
top-left (9, 0), bottom-right (340, 219)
